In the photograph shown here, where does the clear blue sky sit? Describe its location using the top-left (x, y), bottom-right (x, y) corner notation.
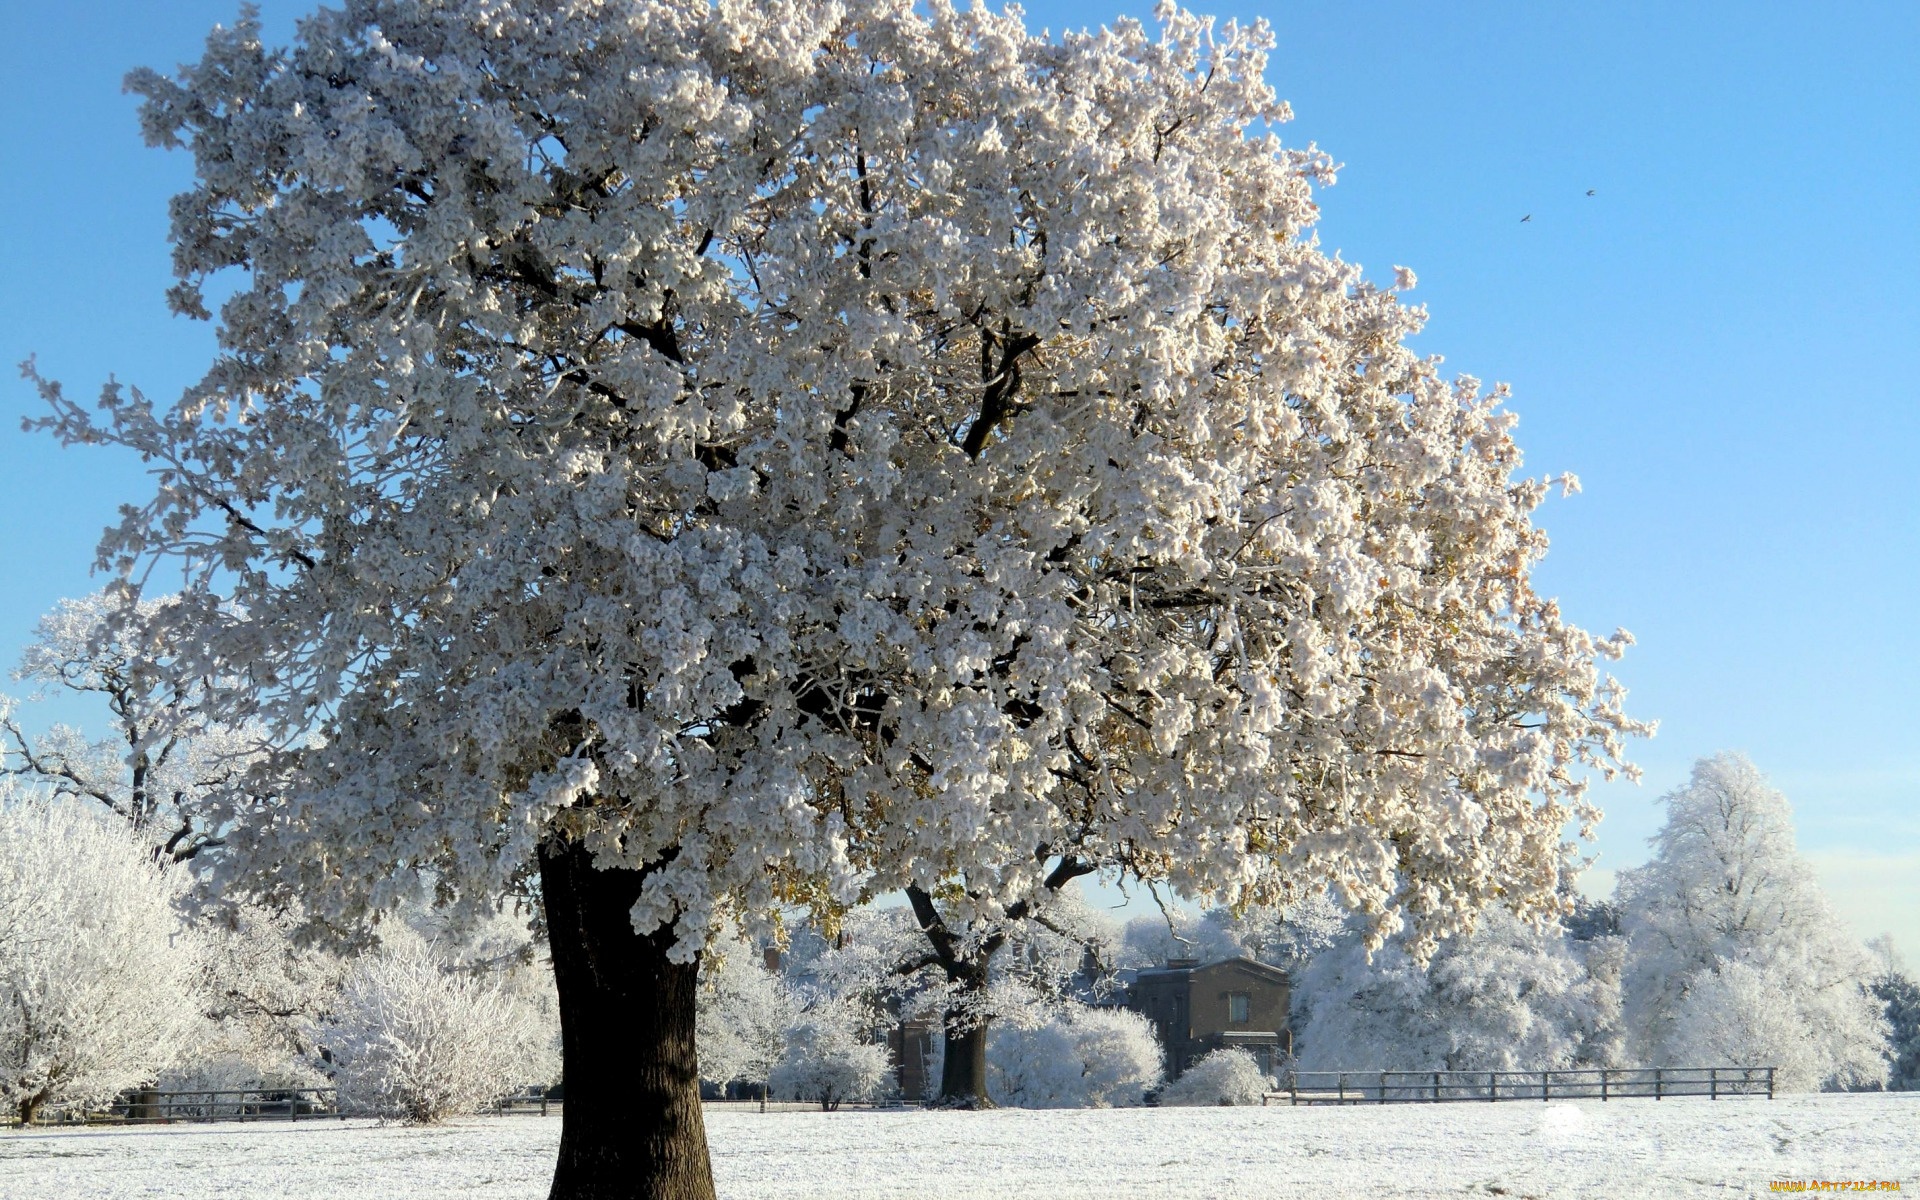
top-left (3, 2), bottom-right (1915, 951)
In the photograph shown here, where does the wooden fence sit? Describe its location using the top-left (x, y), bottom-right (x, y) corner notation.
top-left (15, 1086), bottom-right (556, 1126)
top-left (10, 1088), bottom-right (345, 1126)
top-left (1267, 1067), bottom-right (1775, 1106)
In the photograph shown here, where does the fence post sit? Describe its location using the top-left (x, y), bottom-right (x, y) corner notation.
top-left (1489, 1072), bottom-right (1497, 1102)
top-left (1541, 1071), bottom-right (1549, 1103)
top-left (1337, 1075), bottom-right (1345, 1103)
top-left (1710, 1069), bottom-right (1718, 1101)
top-left (1601, 1070), bottom-right (1609, 1102)
top-left (1767, 1067), bottom-right (1774, 1100)
top-left (1433, 1072), bottom-right (1440, 1103)
top-left (1654, 1068), bottom-right (1663, 1100)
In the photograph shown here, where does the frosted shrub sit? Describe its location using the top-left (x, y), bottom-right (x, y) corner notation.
top-left (330, 932), bottom-right (557, 1123)
top-left (988, 1006), bottom-right (1162, 1108)
top-left (768, 1002), bottom-right (893, 1111)
top-left (1158, 1049), bottom-right (1270, 1107)
top-left (1665, 961), bottom-right (1857, 1094)
top-left (0, 795), bottom-right (200, 1123)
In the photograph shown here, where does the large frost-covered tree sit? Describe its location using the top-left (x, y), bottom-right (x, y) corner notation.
top-left (0, 793), bottom-right (202, 1123)
top-left (1616, 754), bottom-right (1887, 1092)
top-left (31, 0), bottom-right (1642, 1190)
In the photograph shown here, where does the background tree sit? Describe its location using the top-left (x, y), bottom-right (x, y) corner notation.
top-left (1119, 891), bottom-right (1345, 973)
top-left (1869, 967), bottom-right (1920, 1092)
top-left (328, 925), bottom-right (559, 1123)
top-left (1, 592), bottom-right (255, 861)
top-left (1615, 753), bottom-right (1887, 1091)
top-left (985, 1006), bottom-right (1162, 1108)
top-left (696, 933), bottom-right (801, 1107)
top-left (163, 901), bottom-right (346, 1101)
top-left (1292, 907), bottom-right (1617, 1074)
top-left (34, 0), bottom-right (1641, 1189)
top-left (766, 998), bottom-right (894, 1111)
top-left (0, 791), bottom-right (201, 1124)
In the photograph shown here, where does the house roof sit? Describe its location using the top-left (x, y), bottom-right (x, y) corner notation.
top-left (1135, 955), bottom-right (1291, 984)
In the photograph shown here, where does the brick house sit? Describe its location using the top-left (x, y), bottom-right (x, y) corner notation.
top-left (1123, 957), bottom-right (1292, 1079)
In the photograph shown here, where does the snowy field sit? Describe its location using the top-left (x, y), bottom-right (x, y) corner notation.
top-left (1, 1094), bottom-right (1914, 1199)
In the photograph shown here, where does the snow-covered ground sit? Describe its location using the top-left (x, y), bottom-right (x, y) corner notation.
top-left (1, 1094), bottom-right (1913, 1199)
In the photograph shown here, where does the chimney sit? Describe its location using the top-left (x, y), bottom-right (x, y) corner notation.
top-left (763, 946), bottom-right (781, 972)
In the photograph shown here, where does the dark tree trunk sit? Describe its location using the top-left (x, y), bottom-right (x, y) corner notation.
top-left (936, 1002), bottom-right (994, 1109)
top-left (539, 839), bottom-right (715, 1200)
top-left (905, 885), bottom-right (999, 1108)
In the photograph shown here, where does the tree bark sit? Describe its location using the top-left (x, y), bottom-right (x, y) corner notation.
top-left (539, 839), bottom-right (715, 1200)
top-left (936, 1002), bottom-right (994, 1108)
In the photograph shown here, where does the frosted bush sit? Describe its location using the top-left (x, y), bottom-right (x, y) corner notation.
top-left (329, 931), bottom-right (557, 1123)
top-left (1158, 1048), bottom-right (1271, 1107)
top-left (768, 1001), bottom-right (893, 1111)
top-left (988, 1006), bottom-right (1162, 1108)
top-left (0, 795), bottom-right (200, 1123)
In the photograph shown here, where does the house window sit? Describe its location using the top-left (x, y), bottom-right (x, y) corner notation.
top-left (1227, 992), bottom-right (1250, 1024)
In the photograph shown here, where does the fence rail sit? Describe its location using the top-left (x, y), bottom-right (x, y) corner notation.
top-left (1266, 1066), bottom-right (1774, 1106)
top-left (8, 1088), bottom-right (344, 1127)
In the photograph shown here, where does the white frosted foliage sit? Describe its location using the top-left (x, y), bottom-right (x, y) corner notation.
top-left (697, 935), bottom-right (800, 1095)
top-left (767, 999), bottom-right (894, 1110)
top-left (1293, 907), bottom-right (1613, 1073)
top-left (0, 793), bottom-right (202, 1121)
top-left (987, 1005), bottom-right (1162, 1108)
top-left (1157, 1047), bottom-right (1270, 1106)
top-left (1616, 754), bottom-right (1888, 1092)
top-left (1, 591), bottom-right (262, 862)
top-left (329, 928), bottom-right (558, 1123)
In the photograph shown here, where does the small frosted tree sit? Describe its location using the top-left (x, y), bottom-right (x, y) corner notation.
top-left (1, 592), bottom-right (260, 861)
top-left (696, 935), bottom-right (800, 1103)
top-left (328, 928), bottom-right (559, 1123)
top-left (1158, 1047), bottom-right (1269, 1106)
top-left (987, 1005), bottom-right (1161, 1108)
top-left (0, 793), bottom-right (201, 1123)
top-left (1616, 753), bottom-right (1888, 1091)
top-left (767, 999), bottom-right (893, 1111)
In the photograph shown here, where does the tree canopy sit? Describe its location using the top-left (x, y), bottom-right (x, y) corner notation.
top-left (33, 0), bottom-right (1640, 959)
